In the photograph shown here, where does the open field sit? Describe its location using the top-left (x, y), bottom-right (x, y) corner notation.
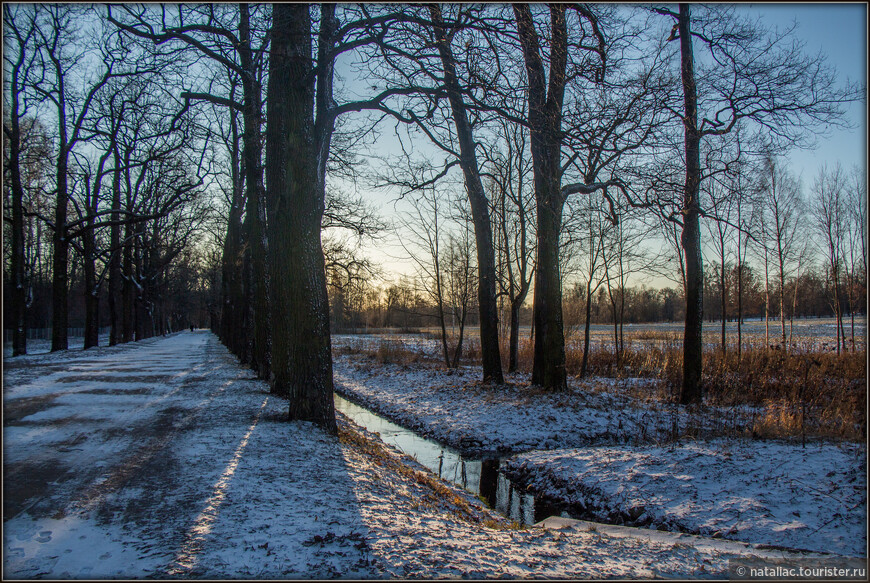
top-left (336, 317), bottom-right (867, 441)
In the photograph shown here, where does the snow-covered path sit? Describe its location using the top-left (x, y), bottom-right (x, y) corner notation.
top-left (3, 331), bottom-right (836, 578)
top-left (4, 332), bottom-right (375, 577)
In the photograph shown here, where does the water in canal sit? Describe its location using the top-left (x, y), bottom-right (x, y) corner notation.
top-left (334, 393), bottom-right (564, 525)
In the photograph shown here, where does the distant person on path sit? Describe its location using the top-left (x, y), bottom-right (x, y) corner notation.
top-left (190, 324), bottom-right (194, 332)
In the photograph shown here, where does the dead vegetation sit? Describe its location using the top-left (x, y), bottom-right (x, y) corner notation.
top-left (336, 327), bottom-right (866, 442)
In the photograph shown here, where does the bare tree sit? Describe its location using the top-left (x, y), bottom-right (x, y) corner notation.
top-left (702, 176), bottom-right (735, 352)
top-left (483, 117), bottom-right (535, 373)
top-left (731, 160), bottom-right (757, 360)
top-left (602, 211), bottom-right (656, 366)
top-left (266, 4), bottom-right (420, 430)
top-left (652, 3), bottom-right (862, 403)
top-left (443, 219), bottom-right (475, 368)
top-left (812, 163), bottom-right (848, 354)
top-left (757, 154), bottom-right (805, 349)
top-left (3, 4), bottom-right (40, 355)
top-left (512, 4), bottom-right (610, 392)
top-left (31, 5), bottom-right (140, 351)
top-left (562, 197), bottom-right (609, 377)
top-left (397, 187), bottom-right (452, 367)
top-left (426, 4), bottom-right (503, 383)
top-left (108, 3), bottom-right (272, 378)
top-left (844, 166), bottom-right (866, 349)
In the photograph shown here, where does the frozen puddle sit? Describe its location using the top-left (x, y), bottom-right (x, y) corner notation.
top-left (334, 393), bottom-right (564, 524)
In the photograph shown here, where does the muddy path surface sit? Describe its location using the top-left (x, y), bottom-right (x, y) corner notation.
top-left (4, 333), bottom-right (233, 521)
top-left (2, 332), bottom-right (349, 578)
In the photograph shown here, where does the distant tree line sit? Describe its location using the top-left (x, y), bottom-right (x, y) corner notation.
top-left (327, 262), bottom-right (863, 336)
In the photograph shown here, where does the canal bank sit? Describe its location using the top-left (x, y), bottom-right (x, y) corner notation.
top-left (332, 353), bottom-right (867, 557)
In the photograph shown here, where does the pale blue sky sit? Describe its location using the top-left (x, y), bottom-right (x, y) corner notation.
top-left (340, 3), bottom-right (868, 285)
top-left (747, 2), bottom-right (867, 183)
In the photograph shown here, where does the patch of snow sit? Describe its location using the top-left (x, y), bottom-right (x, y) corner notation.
top-left (503, 439), bottom-right (866, 556)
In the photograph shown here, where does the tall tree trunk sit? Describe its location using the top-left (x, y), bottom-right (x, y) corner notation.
top-left (832, 266), bottom-right (842, 355)
top-left (508, 298), bottom-right (522, 372)
top-left (580, 280), bottom-right (593, 378)
top-left (515, 3), bottom-right (569, 392)
top-left (430, 5), bottom-right (503, 384)
top-left (83, 226), bottom-right (100, 349)
top-left (108, 148), bottom-right (122, 345)
top-left (778, 251), bottom-right (787, 348)
top-left (239, 3), bottom-right (271, 379)
top-left (678, 3), bottom-right (704, 404)
top-left (764, 249), bottom-right (770, 346)
top-left (122, 227), bottom-right (135, 343)
top-left (720, 244), bottom-right (727, 353)
top-left (451, 307), bottom-right (467, 368)
top-left (737, 262), bottom-right (743, 359)
top-left (8, 109), bottom-right (27, 356)
top-left (51, 149), bottom-right (70, 352)
top-left (436, 274), bottom-right (451, 367)
top-left (266, 3), bottom-right (336, 433)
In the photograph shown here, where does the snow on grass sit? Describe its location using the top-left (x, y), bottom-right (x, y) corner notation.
top-left (333, 355), bottom-right (751, 455)
top-left (337, 416), bottom-right (833, 579)
top-left (503, 440), bottom-right (866, 557)
top-left (331, 340), bottom-right (865, 557)
top-left (5, 330), bottom-right (837, 578)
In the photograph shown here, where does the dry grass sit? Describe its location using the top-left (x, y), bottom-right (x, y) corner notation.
top-left (374, 340), bottom-right (423, 365)
top-left (337, 329), bottom-right (865, 442)
top-left (507, 334), bottom-right (866, 441)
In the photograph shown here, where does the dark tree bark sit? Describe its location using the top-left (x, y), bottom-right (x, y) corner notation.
top-left (122, 220), bottom-right (135, 343)
top-left (108, 146), bottom-right (123, 345)
top-left (81, 147), bottom-right (113, 350)
top-left (514, 4), bottom-right (569, 392)
top-left (5, 40), bottom-right (29, 356)
top-left (82, 225), bottom-right (99, 349)
top-left (238, 4), bottom-right (271, 380)
top-left (677, 3), bottom-right (704, 404)
top-left (51, 145), bottom-right (70, 352)
top-left (266, 3), bottom-right (337, 432)
top-left (428, 4), bottom-right (503, 384)
top-left (7, 124), bottom-right (28, 356)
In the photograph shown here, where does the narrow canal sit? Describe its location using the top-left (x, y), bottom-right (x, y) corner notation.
top-left (334, 393), bottom-right (567, 525)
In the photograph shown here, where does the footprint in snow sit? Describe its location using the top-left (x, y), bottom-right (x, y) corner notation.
top-left (35, 531), bottom-right (52, 543)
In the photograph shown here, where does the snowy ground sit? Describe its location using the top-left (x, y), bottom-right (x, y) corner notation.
top-left (3, 333), bottom-right (111, 359)
top-left (332, 340), bottom-right (867, 558)
top-left (332, 351), bottom-right (751, 454)
top-left (2, 331), bottom-right (838, 578)
top-left (505, 441), bottom-right (866, 556)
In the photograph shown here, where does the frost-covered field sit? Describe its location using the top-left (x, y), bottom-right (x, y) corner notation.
top-left (5, 331), bottom-right (833, 578)
top-left (333, 357), bottom-right (753, 453)
top-left (332, 335), bottom-right (867, 558)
